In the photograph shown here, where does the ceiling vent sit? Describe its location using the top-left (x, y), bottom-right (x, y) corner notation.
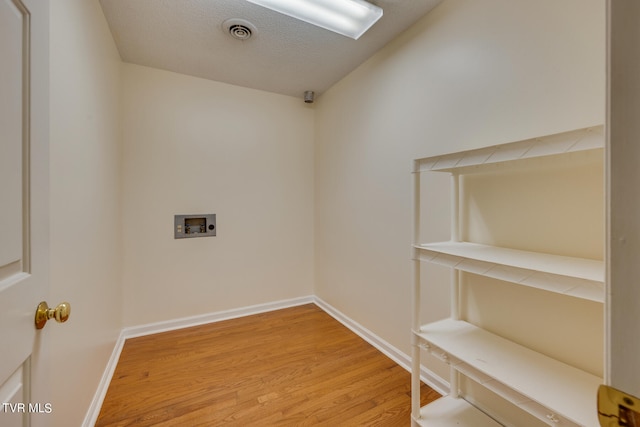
top-left (223, 19), bottom-right (257, 41)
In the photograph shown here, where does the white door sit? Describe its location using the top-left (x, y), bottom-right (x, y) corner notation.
top-left (601, 1), bottom-right (640, 425)
top-left (0, 0), bottom-right (50, 426)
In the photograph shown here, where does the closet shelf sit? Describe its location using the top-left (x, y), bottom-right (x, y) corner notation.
top-left (416, 319), bottom-right (601, 427)
top-left (413, 395), bottom-right (501, 426)
top-left (414, 242), bottom-right (604, 302)
top-left (415, 125), bottom-right (603, 173)
top-left (411, 125), bottom-right (605, 425)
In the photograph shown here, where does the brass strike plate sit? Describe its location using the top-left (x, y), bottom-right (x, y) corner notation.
top-left (598, 385), bottom-right (640, 426)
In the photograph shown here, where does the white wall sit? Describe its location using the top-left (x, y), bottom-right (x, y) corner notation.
top-left (49, 0), bottom-right (123, 426)
top-left (314, 0), bottom-right (604, 422)
top-left (121, 64), bottom-right (315, 326)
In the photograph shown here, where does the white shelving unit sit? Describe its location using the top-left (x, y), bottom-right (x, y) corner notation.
top-left (411, 126), bottom-right (605, 426)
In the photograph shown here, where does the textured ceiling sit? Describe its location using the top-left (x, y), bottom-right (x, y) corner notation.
top-left (99, 0), bottom-right (443, 100)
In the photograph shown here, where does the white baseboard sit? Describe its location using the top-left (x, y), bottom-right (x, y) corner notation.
top-left (121, 295), bottom-right (315, 339)
top-left (312, 296), bottom-right (449, 395)
top-left (82, 329), bottom-right (126, 427)
top-left (83, 294), bottom-right (447, 426)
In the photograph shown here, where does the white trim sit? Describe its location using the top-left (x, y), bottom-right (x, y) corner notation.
top-left (82, 330), bottom-right (126, 427)
top-left (312, 296), bottom-right (449, 395)
top-left (121, 295), bottom-right (315, 339)
top-left (83, 294), bottom-right (448, 426)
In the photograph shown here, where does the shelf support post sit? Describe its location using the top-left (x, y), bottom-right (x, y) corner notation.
top-left (450, 173), bottom-right (461, 321)
top-left (412, 162), bottom-right (421, 332)
top-left (451, 173), bottom-right (460, 242)
top-left (411, 161), bottom-right (421, 420)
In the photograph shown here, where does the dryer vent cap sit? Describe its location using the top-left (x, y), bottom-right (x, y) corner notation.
top-left (304, 91), bottom-right (315, 103)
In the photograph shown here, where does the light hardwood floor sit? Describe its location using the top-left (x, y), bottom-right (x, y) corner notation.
top-left (96, 304), bottom-right (440, 426)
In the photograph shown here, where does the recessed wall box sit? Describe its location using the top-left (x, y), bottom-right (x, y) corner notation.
top-left (174, 214), bottom-right (216, 239)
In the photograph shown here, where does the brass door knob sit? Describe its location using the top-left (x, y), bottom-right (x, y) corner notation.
top-left (35, 301), bottom-right (71, 330)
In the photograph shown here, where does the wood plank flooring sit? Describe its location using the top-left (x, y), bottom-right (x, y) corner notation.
top-left (96, 304), bottom-right (440, 426)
